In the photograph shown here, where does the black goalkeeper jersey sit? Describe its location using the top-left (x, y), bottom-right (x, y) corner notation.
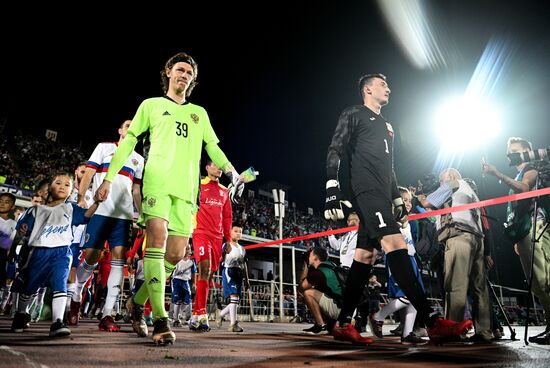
top-left (326, 105), bottom-right (399, 201)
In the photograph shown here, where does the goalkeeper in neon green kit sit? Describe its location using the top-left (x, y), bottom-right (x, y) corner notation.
top-left (95, 52), bottom-right (244, 345)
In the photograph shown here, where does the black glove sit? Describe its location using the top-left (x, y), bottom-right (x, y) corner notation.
top-left (393, 197), bottom-right (408, 227)
top-left (324, 180), bottom-right (352, 221)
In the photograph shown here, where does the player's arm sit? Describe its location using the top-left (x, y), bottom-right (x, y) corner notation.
top-left (84, 201), bottom-right (100, 219)
top-left (78, 144), bottom-right (102, 207)
top-left (132, 183), bottom-right (142, 215)
top-left (97, 102), bottom-right (150, 200)
top-left (325, 109), bottom-right (354, 220)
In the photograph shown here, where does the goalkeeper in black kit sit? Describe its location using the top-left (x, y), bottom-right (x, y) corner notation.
top-left (324, 73), bottom-right (472, 344)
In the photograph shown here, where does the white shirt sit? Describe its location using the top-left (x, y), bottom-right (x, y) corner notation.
top-left (135, 259), bottom-right (144, 281)
top-left (172, 259), bottom-right (196, 281)
top-left (70, 187), bottom-right (94, 246)
top-left (18, 203), bottom-right (88, 248)
top-left (328, 230), bottom-right (357, 267)
top-left (399, 223), bottom-right (416, 256)
top-left (87, 142), bottom-right (144, 220)
top-left (223, 242), bottom-right (246, 268)
top-left (0, 217), bottom-right (17, 251)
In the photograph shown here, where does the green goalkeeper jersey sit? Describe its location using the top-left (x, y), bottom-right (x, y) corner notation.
top-left (106, 96), bottom-right (230, 203)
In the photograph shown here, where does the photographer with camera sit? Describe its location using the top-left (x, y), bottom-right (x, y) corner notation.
top-left (482, 137), bottom-right (550, 344)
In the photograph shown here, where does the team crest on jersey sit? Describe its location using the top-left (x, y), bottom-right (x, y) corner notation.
top-left (85, 233), bottom-right (90, 244)
top-left (132, 159), bottom-right (138, 166)
top-left (146, 197), bottom-right (156, 208)
top-left (219, 189), bottom-right (224, 197)
top-left (190, 113), bottom-right (199, 124)
top-left (386, 122), bottom-right (394, 137)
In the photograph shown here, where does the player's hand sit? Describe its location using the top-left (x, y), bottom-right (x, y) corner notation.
top-left (95, 180), bottom-right (111, 202)
top-left (324, 180), bottom-right (352, 221)
top-left (17, 223), bottom-right (28, 238)
top-left (481, 160), bottom-right (499, 177)
top-left (126, 257), bottom-right (135, 273)
top-left (485, 255), bottom-right (495, 270)
top-left (393, 197), bottom-right (408, 226)
top-left (226, 169), bottom-right (245, 204)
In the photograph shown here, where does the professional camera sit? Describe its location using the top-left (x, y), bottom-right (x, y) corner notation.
top-left (508, 148), bottom-right (550, 187)
top-left (507, 147), bottom-right (550, 166)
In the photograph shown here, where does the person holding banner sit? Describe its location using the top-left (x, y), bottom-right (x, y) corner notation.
top-left (482, 137), bottom-right (550, 344)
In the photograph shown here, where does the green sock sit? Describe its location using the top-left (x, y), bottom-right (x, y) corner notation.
top-left (164, 259), bottom-right (176, 276)
top-left (143, 248), bottom-right (167, 321)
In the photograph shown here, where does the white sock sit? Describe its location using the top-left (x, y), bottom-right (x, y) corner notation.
top-left (102, 259), bottom-right (124, 317)
top-left (52, 292), bottom-right (67, 322)
top-left (229, 298), bottom-right (239, 325)
top-left (169, 303), bottom-right (175, 320)
top-left (74, 260), bottom-right (96, 302)
top-left (0, 285), bottom-right (10, 309)
top-left (374, 298), bottom-right (408, 322)
top-left (183, 303), bottom-right (191, 320)
top-left (66, 283), bottom-right (76, 310)
top-left (33, 287), bottom-right (47, 314)
top-left (173, 302), bottom-right (182, 321)
top-left (402, 301), bottom-right (417, 337)
top-left (220, 303), bottom-right (231, 317)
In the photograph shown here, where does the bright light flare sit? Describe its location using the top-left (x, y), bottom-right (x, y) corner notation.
top-left (435, 98), bottom-right (501, 152)
top-left (377, 0), bottom-right (446, 70)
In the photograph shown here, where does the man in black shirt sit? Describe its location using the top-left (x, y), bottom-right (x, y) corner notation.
top-left (325, 73), bottom-right (472, 344)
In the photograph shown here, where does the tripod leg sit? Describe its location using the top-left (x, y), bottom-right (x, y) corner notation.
top-left (486, 277), bottom-right (516, 340)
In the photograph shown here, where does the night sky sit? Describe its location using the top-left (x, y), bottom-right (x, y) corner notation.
top-left (2, 1), bottom-right (550, 287)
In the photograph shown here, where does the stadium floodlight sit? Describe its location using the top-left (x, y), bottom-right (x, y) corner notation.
top-left (435, 97), bottom-right (501, 152)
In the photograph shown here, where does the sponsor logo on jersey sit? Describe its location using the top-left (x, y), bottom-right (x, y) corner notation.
top-left (386, 122), bottom-right (394, 137)
top-left (148, 277), bottom-right (160, 285)
top-left (205, 197), bottom-right (223, 207)
top-left (326, 195), bottom-right (337, 203)
top-left (163, 111), bottom-right (171, 116)
top-left (191, 113), bottom-right (199, 124)
top-left (41, 224), bottom-right (70, 238)
top-left (146, 197), bottom-right (156, 208)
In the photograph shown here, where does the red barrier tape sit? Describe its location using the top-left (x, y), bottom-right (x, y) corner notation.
top-left (244, 186), bottom-right (550, 250)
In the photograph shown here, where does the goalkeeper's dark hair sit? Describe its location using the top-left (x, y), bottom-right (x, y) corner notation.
top-left (507, 137), bottom-right (532, 152)
top-left (161, 52), bottom-right (198, 97)
top-left (358, 73), bottom-right (386, 99)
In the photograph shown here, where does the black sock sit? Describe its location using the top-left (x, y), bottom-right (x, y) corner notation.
top-left (337, 261), bottom-right (372, 325)
top-left (386, 249), bottom-right (435, 328)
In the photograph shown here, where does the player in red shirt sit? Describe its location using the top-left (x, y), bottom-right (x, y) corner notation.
top-left (189, 160), bottom-right (232, 332)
